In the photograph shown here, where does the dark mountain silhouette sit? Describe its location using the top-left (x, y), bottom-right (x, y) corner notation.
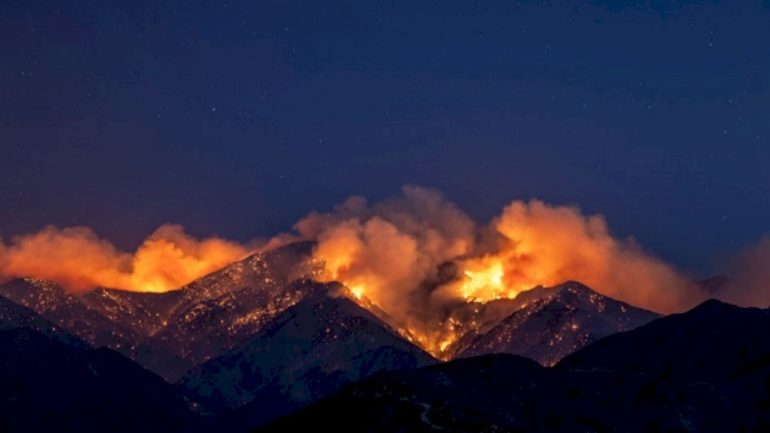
top-left (260, 300), bottom-right (770, 433)
top-left (560, 298), bottom-right (770, 379)
top-left (0, 296), bottom-right (202, 433)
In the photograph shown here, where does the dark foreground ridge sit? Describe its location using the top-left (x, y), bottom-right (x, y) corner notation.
top-left (261, 299), bottom-right (770, 433)
top-left (0, 324), bottom-right (203, 432)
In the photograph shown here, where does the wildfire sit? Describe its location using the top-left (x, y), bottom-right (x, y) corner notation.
top-left (0, 186), bottom-right (705, 358)
top-left (349, 285), bottom-right (365, 300)
top-left (298, 188), bottom-right (699, 357)
top-left (459, 259), bottom-right (506, 301)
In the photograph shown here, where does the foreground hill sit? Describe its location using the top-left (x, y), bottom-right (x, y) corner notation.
top-left (560, 298), bottom-right (770, 375)
top-left (0, 296), bottom-right (202, 433)
top-left (261, 300), bottom-right (770, 433)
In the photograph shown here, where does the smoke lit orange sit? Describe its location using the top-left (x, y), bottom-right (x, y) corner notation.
top-left (0, 186), bottom-right (738, 356)
top-left (0, 224), bottom-right (249, 293)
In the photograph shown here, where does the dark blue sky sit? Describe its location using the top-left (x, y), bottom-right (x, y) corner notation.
top-left (1, 0), bottom-right (768, 274)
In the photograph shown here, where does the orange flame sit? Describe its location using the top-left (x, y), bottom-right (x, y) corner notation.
top-left (459, 258), bottom-right (507, 300)
top-left (295, 189), bottom-right (703, 356)
top-left (0, 186), bottom-right (717, 358)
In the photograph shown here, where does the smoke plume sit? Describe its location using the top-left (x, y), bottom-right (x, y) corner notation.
top-left (450, 200), bottom-right (701, 313)
top-left (6, 185), bottom-right (764, 330)
top-left (291, 186), bottom-right (477, 345)
top-left (713, 236), bottom-right (770, 307)
top-left (288, 187), bottom-right (702, 348)
top-left (0, 224), bottom-right (249, 293)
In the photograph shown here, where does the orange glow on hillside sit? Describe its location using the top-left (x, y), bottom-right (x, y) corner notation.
top-left (0, 187), bottom-right (706, 358)
top-left (299, 190), bottom-right (700, 357)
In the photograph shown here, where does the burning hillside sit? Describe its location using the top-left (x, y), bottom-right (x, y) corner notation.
top-left (2, 186), bottom-right (768, 357)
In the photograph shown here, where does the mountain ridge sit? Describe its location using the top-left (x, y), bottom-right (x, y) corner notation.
top-left (260, 299), bottom-right (770, 433)
top-left (453, 280), bottom-right (659, 365)
top-left (180, 281), bottom-right (435, 429)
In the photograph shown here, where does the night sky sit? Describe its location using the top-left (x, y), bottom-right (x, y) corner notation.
top-left (1, 1), bottom-right (769, 274)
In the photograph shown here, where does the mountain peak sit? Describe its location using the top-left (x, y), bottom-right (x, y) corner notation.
top-left (180, 283), bottom-right (434, 427)
top-left (553, 280), bottom-right (593, 291)
top-left (691, 297), bottom-right (740, 312)
top-left (458, 281), bottom-right (659, 365)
